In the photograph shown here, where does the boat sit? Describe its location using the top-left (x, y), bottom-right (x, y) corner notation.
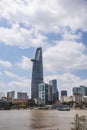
top-left (58, 105), bottom-right (70, 111)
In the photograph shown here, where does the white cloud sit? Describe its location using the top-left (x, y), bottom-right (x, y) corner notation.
top-left (0, 24), bottom-right (47, 49)
top-left (43, 41), bottom-right (87, 73)
top-left (8, 79), bottom-right (30, 88)
top-left (0, 0), bottom-right (87, 96)
top-left (0, 0), bottom-right (86, 48)
top-left (16, 56), bottom-right (32, 70)
top-left (4, 70), bottom-right (27, 81)
top-left (0, 59), bottom-right (12, 68)
top-left (45, 73), bottom-right (80, 87)
top-left (61, 29), bottom-right (82, 41)
top-left (0, 0), bottom-right (86, 31)
top-left (45, 73), bottom-right (87, 96)
top-left (0, 80), bottom-right (6, 87)
top-left (4, 71), bottom-right (20, 80)
top-left (4, 70), bottom-right (31, 88)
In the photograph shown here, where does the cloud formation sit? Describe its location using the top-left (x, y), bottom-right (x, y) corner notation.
top-left (16, 56), bottom-right (32, 70)
top-left (0, 59), bottom-right (12, 68)
top-left (43, 41), bottom-right (87, 73)
top-left (4, 70), bottom-right (30, 88)
top-left (0, 0), bottom-right (87, 95)
top-left (0, 0), bottom-right (87, 48)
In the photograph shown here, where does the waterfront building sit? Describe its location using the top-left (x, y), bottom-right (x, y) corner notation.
top-left (31, 47), bottom-right (43, 99)
top-left (73, 93), bottom-right (83, 103)
top-left (17, 92), bottom-right (28, 100)
top-left (83, 96), bottom-right (87, 103)
top-left (61, 96), bottom-right (74, 103)
top-left (73, 87), bottom-right (81, 94)
top-left (49, 79), bottom-right (59, 103)
top-left (61, 90), bottom-right (67, 96)
top-left (7, 91), bottom-right (15, 101)
top-left (73, 86), bottom-right (87, 96)
top-left (80, 86), bottom-right (87, 96)
top-left (38, 83), bottom-right (52, 105)
top-left (61, 96), bottom-right (69, 103)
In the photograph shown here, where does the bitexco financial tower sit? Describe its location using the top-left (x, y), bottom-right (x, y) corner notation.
top-left (31, 47), bottom-right (43, 99)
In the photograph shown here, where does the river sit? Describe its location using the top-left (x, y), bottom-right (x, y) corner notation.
top-left (0, 109), bottom-right (87, 130)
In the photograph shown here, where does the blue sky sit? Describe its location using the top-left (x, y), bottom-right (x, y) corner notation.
top-left (0, 0), bottom-right (87, 98)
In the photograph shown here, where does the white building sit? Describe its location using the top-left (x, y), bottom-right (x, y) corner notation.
top-left (38, 83), bottom-right (52, 105)
top-left (7, 91), bottom-right (15, 101)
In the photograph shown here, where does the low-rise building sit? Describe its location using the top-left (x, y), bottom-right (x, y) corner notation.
top-left (61, 96), bottom-right (71, 102)
top-left (83, 96), bottom-right (87, 103)
top-left (17, 92), bottom-right (28, 100)
top-left (73, 93), bottom-right (83, 103)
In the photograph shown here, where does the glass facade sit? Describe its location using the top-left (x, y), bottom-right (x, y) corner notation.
top-left (38, 83), bottom-right (52, 105)
top-left (31, 48), bottom-right (43, 99)
top-left (39, 85), bottom-right (44, 91)
top-left (49, 79), bottom-right (59, 102)
top-left (73, 86), bottom-right (87, 96)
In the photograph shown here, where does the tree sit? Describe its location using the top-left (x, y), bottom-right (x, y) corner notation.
top-left (71, 114), bottom-right (87, 130)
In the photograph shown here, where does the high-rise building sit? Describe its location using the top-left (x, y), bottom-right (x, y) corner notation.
top-left (49, 79), bottom-right (59, 102)
top-left (38, 83), bottom-right (52, 105)
top-left (31, 47), bottom-right (43, 99)
top-left (80, 86), bottom-right (87, 96)
top-left (7, 91), bottom-right (15, 101)
top-left (73, 86), bottom-right (87, 96)
top-left (61, 90), bottom-right (67, 96)
top-left (73, 87), bottom-right (80, 94)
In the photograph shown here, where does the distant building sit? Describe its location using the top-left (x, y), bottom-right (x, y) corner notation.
top-left (80, 86), bottom-right (87, 96)
top-left (38, 83), bottom-right (52, 105)
top-left (49, 79), bottom-right (59, 103)
top-left (61, 90), bottom-right (67, 96)
top-left (83, 96), bottom-right (87, 103)
top-left (73, 87), bottom-right (81, 94)
top-left (7, 91), bottom-right (15, 101)
top-left (61, 96), bottom-right (69, 102)
top-left (0, 92), bottom-right (6, 100)
top-left (12, 99), bottom-right (27, 108)
top-left (31, 47), bottom-right (43, 99)
top-left (73, 93), bottom-right (83, 103)
top-left (17, 92), bottom-right (28, 100)
top-left (73, 86), bottom-right (87, 96)
top-left (61, 96), bottom-right (74, 103)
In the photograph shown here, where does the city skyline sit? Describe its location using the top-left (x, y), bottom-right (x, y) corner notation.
top-left (0, 0), bottom-right (87, 97)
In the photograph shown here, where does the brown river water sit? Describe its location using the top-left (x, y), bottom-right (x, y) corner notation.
top-left (0, 109), bottom-right (87, 130)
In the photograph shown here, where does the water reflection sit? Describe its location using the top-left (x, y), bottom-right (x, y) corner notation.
top-left (30, 110), bottom-right (59, 129)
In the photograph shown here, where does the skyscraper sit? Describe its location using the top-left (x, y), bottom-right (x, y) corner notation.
top-left (73, 86), bottom-right (87, 96)
top-left (31, 47), bottom-right (43, 99)
top-left (49, 79), bottom-right (59, 102)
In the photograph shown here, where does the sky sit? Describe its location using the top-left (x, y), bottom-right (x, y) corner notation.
top-left (0, 0), bottom-right (87, 98)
